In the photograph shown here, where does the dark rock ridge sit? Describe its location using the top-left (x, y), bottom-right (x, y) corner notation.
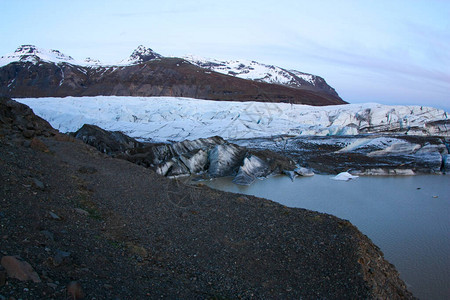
top-left (234, 134), bottom-right (450, 175)
top-left (0, 97), bottom-right (414, 299)
top-left (72, 124), bottom-right (298, 185)
top-left (0, 45), bottom-right (345, 105)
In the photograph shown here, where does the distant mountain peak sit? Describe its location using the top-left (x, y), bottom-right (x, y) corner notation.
top-left (126, 45), bottom-right (162, 64)
top-left (15, 44), bottom-right (74, 61)
top-left (14, 44), bottom-right (38, 54)
top-left (0, 45), bottom-right (77, 67)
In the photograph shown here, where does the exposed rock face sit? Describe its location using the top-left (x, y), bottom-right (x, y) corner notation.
top-left (0, 45), bottom-right (345, 106)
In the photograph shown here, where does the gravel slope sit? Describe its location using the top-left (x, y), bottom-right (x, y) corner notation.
top-left (0, 98), bottom-right (414, 299)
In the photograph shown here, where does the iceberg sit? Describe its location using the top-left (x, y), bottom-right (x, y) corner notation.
top-left (332, 172), bottom-right (359, 181)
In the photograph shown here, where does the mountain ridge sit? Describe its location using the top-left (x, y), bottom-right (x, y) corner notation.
top-left (183, 55), bottom-right (340, 98)
top-left (0, 45), bottom-right (344, 105)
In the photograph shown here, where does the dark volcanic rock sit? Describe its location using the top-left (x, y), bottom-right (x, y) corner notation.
top-left (72, 124), bottom-right (143, 154)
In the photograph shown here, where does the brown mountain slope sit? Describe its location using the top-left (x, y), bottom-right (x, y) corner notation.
top-left (0, 98), bottom-right (413, 298)
top-left (0, 58), bottom-right (346, 105)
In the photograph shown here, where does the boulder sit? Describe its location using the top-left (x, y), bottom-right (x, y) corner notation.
top-left (0, 256), bottom-right (41, 283)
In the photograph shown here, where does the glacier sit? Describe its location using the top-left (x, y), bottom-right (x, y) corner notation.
top-left (14, 96), bottom-right (448, 143)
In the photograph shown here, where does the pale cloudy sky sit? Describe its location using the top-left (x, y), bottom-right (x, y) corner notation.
top-left (1, 0), bottom-right (449, 110)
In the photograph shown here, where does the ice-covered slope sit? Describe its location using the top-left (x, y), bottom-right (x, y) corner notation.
top-left (15, 97), bottom-right (448, 142)
top-left (184, 55), bottom-right (339, 97)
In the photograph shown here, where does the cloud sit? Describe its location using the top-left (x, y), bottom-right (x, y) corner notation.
top-left (283, 32), bottom-right (450, 89)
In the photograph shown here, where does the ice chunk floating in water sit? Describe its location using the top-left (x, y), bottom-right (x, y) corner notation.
top-left (332, 172), bottom-right (359, 181)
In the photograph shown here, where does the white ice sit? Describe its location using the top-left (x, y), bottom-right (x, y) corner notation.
top-left (14, 96), bottom-right (449, 143)
top-left (332, 172), bottom-right (359, 181)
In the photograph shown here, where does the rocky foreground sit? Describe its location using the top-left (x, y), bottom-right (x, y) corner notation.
top-left (0, 98), bottom-right (414, 299)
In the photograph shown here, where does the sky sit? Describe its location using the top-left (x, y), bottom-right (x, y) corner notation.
top-left (1, 0), bottom-right (449, 111)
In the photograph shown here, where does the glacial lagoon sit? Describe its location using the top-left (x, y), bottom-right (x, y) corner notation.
top-left (204, 174), bottom-right (450, 300)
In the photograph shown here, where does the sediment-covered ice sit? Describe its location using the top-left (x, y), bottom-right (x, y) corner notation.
top-left (232, 155), bottom-right (271, 185)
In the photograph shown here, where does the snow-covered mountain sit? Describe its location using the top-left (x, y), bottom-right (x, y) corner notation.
top-left (0, 45), bottom-right (340, 100)
top-left (0, 45), bottom-right (344, 105)
top-left (0, 44), bottom-right (161, 67)
top-left (0, 45), bottom-right (102, 67)
top-left (0, 45), bottom-right (162, 67)
top-left (14, 96), bottom-right (448, 143)
top-left (183, 55), bottom-right (340, 98)
top-left (0, 45), bottom-right (74, 66)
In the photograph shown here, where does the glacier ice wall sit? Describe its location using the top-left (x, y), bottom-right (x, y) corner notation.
top-left (15, 96), bottom-right (448, 142)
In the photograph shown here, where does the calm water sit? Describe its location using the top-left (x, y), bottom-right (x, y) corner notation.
top-left (205, 175), bottom-right (450, 300)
